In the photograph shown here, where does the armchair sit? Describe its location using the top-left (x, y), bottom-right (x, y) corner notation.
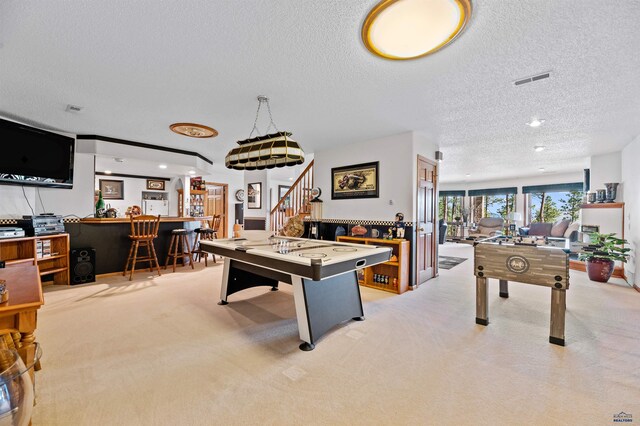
top-left (468, 217), bottom-right (504, 238)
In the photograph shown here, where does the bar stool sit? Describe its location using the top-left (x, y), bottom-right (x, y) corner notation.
top-left (123, 215), bottom-right (162, 281)
top-left (193, 215), bottom-right (222, 266)
top-left (193, 227), bottom-right (216, 266)
top-left (164, 229), bottom-right (194, 272)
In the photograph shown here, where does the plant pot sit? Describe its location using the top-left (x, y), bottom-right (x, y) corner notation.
top-left (586, 258), bottom-right (615, 282)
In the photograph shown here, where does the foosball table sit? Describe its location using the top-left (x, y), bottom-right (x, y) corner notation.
top-left (473, 235), bottom-right (570, 345)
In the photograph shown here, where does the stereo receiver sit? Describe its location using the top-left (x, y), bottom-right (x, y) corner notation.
top-left (17, 215), bottom-right (65, 236)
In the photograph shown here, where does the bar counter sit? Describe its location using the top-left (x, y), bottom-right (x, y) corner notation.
top-left (80, 216), bottom-right (212, 224)
top-left (66, 216), bottom-right (212, 276)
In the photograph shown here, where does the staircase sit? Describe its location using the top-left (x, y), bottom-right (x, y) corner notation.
top-left (270, 160), bottom-right (314, 233)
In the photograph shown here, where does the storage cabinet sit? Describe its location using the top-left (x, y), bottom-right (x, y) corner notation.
top-left (0, 234), bottom-right (70, 285)
top-left (337, 236), bottom-right (410, 294)
top-left (177, 189), bottom-right (207, 217)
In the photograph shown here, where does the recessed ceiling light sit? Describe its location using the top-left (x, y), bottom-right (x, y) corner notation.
top-left (188, 170), bottom-right (196, 175)
top-left (104, 170), bottom-right (112, 175)
top-left (527, 118), bottom-right (545, 128)
top-left (362, 0), bottom-right (472, 60)
top-left (465, 173), bottom-right (471, 177)
top-left (534, 145), bottom-right (545, 152)
top-left (538, 168), bottom-right (545, 172)
top-left (288, 177), bottom-right (293, 181)
top-left (170, 123), bottom-right (218, 138)
top-left (159, 164), bottom-right (168, 169)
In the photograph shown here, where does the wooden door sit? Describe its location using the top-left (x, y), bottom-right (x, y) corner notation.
top-left (416, 155), bottom-right (438, 284)
top-left (206, 184), bottom-right (227, 238)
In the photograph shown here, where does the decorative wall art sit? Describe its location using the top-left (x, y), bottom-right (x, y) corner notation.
top-left (278, 185), bottom-right (291, 210)
top-left (247, 182), bottom-right (262, 209)
top-left (331, 161), bottom-right (379, 199)
top-left (99, 179), bottom-right (124, 200)
top-left (146, 179), bottom-right (165, 190)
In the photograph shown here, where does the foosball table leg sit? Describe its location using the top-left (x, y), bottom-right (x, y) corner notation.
top-left (476, 277), bottom-right (489, 326)
top-left (499, 279), bottom-right (509, 298)
top-left (549, 288), bottom-right (566, 346)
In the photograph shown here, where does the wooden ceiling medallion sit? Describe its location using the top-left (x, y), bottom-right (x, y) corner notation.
top-left (170, 123), bottom-right (218, 138)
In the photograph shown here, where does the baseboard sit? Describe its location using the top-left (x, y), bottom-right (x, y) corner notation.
top-left (633, 283), bottom-right (640, 293)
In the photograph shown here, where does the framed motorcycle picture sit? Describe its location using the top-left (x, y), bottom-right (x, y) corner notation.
top-left (331, 161), bottom-right (379, 199)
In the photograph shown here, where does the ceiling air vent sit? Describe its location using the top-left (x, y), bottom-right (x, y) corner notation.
top-left (513, 72), bottom-right (551, 87)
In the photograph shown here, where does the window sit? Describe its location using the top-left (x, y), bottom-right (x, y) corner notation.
top-left (523, 183), bottom-right (583, 224)
top-left (468, 187), bottom-right (517, 228)
top-left (438, 190), bottom-right (465, 223)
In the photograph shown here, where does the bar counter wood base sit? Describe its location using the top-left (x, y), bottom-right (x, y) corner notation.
top-left (64, 217), bottom-right (211, 275)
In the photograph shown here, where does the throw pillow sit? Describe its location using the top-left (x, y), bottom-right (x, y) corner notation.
top-left (564, 221), bottom-right (580, 238)
top-left (550, 219), bottom-right (570, 237)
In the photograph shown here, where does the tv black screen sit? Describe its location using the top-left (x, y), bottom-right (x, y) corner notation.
top-left (0, 118), bottom-right (75, 188)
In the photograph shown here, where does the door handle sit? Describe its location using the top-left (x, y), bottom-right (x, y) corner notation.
top-left (419, 227), bottom-right (424, 232)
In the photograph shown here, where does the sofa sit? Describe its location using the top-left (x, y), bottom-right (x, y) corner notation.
top-left (468, 217), bottom-right (504, 238)
top-left (519, 219), bottom-right (580, 241)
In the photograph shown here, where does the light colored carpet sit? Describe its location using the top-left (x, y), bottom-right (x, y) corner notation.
top-left (32, 243), bottom-right (640, 425)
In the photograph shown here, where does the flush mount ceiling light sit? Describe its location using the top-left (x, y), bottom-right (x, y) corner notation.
top-left (534, 145), bottom-right (546, 152)
top-left (225, 96), bottom-right (304, 170)
top-left (527, 118), bottom-right (545, 128)
top-left (170, 122), bottom-right (218, 138)
top-left (362, 0), bottom-right (472, 60)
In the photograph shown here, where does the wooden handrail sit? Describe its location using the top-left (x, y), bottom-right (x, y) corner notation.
top-left (270, 160), bottom-right (314, 232)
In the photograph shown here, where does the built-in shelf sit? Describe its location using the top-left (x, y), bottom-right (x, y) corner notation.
top-left (336, 236), bottom-right (410, 294)
top-left (580, 202), bottom-right (624, 209)
top-left (0, 234), bottom-right (70, 285)
top-left (6, 258), bottom-right (35, 266)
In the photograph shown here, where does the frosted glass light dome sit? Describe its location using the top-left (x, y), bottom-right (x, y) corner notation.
top-left (362, 0), bottom-right (472, 60)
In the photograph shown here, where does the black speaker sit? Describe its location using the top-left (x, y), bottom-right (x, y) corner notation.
top-left (235, 202), bottom-right (244, 225)
top-left (583, 168), bottom-right (590, 192)
top-left (70, 248), bottom-right (96, 285)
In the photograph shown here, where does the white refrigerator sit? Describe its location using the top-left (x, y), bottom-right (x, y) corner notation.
top-left (142, 199), bottom-right (169, 216)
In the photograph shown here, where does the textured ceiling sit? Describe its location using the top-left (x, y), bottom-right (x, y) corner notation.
top-left (1, 1), bottom-right (639, 183)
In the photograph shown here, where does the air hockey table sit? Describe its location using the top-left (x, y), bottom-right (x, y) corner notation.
top-left (199, 235), bottom-right (392, 351)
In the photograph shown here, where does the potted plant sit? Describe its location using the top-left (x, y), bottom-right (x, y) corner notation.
top-left (578, 233), bottom-right (630, 282)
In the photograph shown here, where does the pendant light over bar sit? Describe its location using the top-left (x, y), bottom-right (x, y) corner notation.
top-left (225, 96), bottom-right (304, 170)
top-left (362, 0), bottom-right (472, 60)
top-left (225, 131), bottom-right (304, 170)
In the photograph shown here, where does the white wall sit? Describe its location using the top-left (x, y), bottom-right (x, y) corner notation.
top-left (202, 165), bottom-right (245, 236)
top-left (244, 170), bottom-right (269, 225)
top-left (0, 152), bottom-right (95, 219)
top-left (590, 152), bottom-right (622, 199)
top-left (314, 132), bottom-right (416, 221)
top-left (93, 175), bottom-right (179, 217)
top-left (621, 136), bottom-right (639, 285)
top-left (440, 171), bottom-right (584, 227)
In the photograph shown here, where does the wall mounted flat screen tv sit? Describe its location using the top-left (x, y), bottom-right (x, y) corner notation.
top-left (0, 117), bottom-right (75, 189)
